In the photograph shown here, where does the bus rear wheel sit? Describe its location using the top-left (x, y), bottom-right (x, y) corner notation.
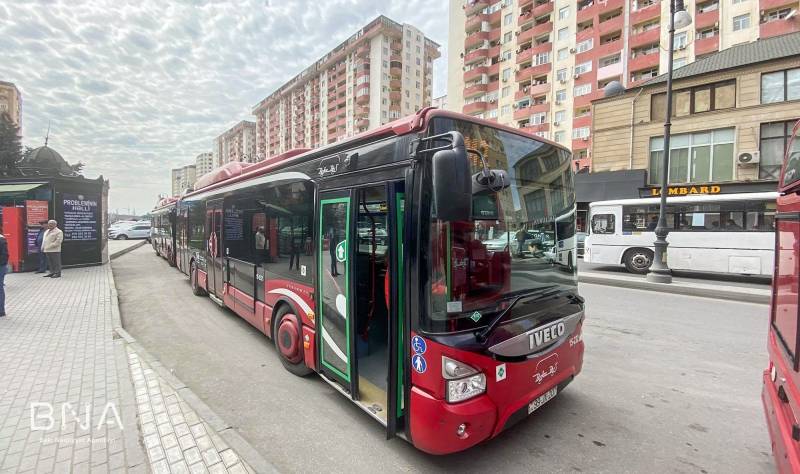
top-left (624, 248), bottom-right (653, 274)
top-left (273, 305), bottom-right (313, 377)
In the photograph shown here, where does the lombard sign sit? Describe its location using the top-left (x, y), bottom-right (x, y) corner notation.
top-left (643, 185), bottom-right (722, 197)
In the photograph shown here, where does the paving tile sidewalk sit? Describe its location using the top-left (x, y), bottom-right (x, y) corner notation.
top-left (0, 264), bottom-right (256, 474)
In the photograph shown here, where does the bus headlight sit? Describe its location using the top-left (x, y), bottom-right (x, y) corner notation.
top-left (443, 356), bottom-right (486, 403)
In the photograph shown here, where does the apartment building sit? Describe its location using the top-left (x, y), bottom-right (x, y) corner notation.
top-left (195, 152), bottom-right (214, 178)
top-left (433, 94), bottom-right (449, 109)
top-left (448, 0), bottom-right (800, 171)
top-left (171, 164), bottom-right (197, 197)
top-left (214, 121), bottom-right (257, 167)
top-left (252, 16), bottom-right (440, 159)
top-left (0, 80), bottom-right (22, 127)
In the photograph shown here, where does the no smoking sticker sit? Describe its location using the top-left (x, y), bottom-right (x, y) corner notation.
top-left (496, 363), bottom-right (507, 382)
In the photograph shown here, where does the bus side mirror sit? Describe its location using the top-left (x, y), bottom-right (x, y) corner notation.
top-left (432, 145), bottom-right (472, 222)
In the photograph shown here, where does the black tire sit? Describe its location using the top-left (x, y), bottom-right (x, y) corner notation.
top-left (624, 248), bottom-right (654, 274)
top-left (273, 305), bottom-right (313, 377)
top-left (567, 251), bottom-right (574, 271)
top-left (190, 261), bottom-right (206, 296)
top-left (117, 234), bottom-right (128, 240)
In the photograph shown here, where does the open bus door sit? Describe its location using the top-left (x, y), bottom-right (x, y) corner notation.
top-left (205, 199), bottom-right (225, 298)
top-left (765, 119), bottom-right (800, 473)
top-left (316, 181), bottom-right (406, 437)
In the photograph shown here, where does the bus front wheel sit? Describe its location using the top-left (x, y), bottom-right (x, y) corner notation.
top-left (273, 305), bottom-right (313, 377)
top-left (624, 248), bottom-right (653, 274)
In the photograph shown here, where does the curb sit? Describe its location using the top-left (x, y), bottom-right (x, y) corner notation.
top-left (578, 272), bottom-right (771, 304)
top-left (110, 240), bottom-right (147, 260)
top-left (107, 262), bottom-right (279, 474)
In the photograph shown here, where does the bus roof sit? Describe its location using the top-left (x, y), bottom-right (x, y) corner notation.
top-left (178, 108), bottom-right (569, 201)
top-left (589, 191), bottom-right (779, 208)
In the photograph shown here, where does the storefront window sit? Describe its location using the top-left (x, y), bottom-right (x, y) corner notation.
top-left (649, 128), bottom-right (734, 184)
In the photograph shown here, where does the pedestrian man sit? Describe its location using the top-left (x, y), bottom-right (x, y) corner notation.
top-left (42, 219), bottom-right (64, 278)
top-left (254, 226), bottom-right (266, 265)
top-left (515, 226), bottom-right (527, 257)
top-left (34, 220), bottom-right (48, 273)
top-left (0, 230), bottom-right (8, 317)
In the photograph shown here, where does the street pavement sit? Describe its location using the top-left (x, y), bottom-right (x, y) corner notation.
top-left (113, 245), bottom-right (775, 473)
top-left (578, 261), bottom-right (771, 290)
top-left (0, 264), bottom-right (254, 474)
top-left (109, 239), bottom-right (148, 259)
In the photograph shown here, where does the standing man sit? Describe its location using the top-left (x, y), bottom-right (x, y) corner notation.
top-left (42, 220), bottom-right (64, 278)
top-left (0, 230), bottom-right (8, 317)
top-left (34, 220), bottom-right (48, 273)
top-left (254, 226), bottom-right (266, 265)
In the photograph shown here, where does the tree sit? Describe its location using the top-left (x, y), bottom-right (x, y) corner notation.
top-left (0, 112), bottom-right (22, 176)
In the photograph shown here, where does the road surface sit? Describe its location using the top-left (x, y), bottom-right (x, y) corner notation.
top-left (113, 246), bottom-right (774, 473)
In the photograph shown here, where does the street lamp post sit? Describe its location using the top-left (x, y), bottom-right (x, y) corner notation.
top-left (646, 0), bottom-right (692, 284)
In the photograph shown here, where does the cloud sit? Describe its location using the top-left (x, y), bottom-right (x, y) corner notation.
top-left (0, 0), bottom-right (448, 212)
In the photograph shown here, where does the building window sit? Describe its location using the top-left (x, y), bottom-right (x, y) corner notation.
top-left (574, 83), bottom-right (591, 97)
top-left (650, 80), bottom-right (736, 120)
top-left (557, 27), bottom-right (569, 41)
top-left (572, 127), bottom-right (590, 139)
top-left (574, 61), bottom-right (592, 75)
top-left (488, 108), bottom-right (498, 119)
top-left (501, 104), bottom-right (511, 115)
top-left (502, 86), bottom-right (510, 98)
top-left (502, 68), bottom-right (511, 81)
top-left (535, 52), bottom-right (550, 65)
top-left (559, 6), bottom-right (570, 19)
top-left (504, 13), bottom-right (513, 25)
top-left (648, 128), bottom-right (735, 185)
top-left (673, 32), bottom-right (688, 49)
top-left (576, 38), bottom-right (593, 53)
top-left (673, 57), bottom-right (687, 69)
top-left (696, 27), bottom-right (718, 39)
top-left (554, 110), bottom-right (566, 122)
top-left (599, 54), bottom-right (621, 67)
top-left (761, 68), bottom-right (800, 104)
top-left (531, 112), bottom-right (547, 124)
top-left (763, 8), bottom-right (793, 22)
top-left (731, 0), bottom-right (747, 4)
top-left (761, 121), bottom-right (800, 180)
top-left (556, 68), bottom-right (568, 82)
top-left (501, 50), bottom-right (512, 61)
top-left (416, 57), bottom-right (421, 65)
top-left (554, 131), bottom-right (565, 142)
top-left (556, 89), bottom-right (567, 102)
top-left (733, 14), bottom-right (750, 31)
top-left (557, 48), bottom-right (569, 60)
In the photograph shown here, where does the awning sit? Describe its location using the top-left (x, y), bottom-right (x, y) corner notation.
top-left (574, 170), bottom-right (646, 203)
top-left (0, 183), bottom-right (46, 193)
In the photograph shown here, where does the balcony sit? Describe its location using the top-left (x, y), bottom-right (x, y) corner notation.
top-left (488, 62), bottom-right (500, 76)
top-left (598, 14), bottom-right (624, 36)
top-left (694, 35), bottom-right (719, 56)
top-left (573, 88), bottom-right (603, 108)
top-left (760, 18), bottom-right (800, 38)
top-left (518, 10), bottom-right (537, 28)
top-left (464, 47), bottom-right (489, 64)
top-left (519, 0), bottom-right (534, 8)
top-left (593, 37), bottom-right (624, 57)
top-left (356, 93), bottom-right (370, 105)
top-left (534, 1), bottom-right (554, 17)
top-left (515, 89), bottom-right (530, 101)
top-left (463, 101), bottom-right (489, 115)
top-left (465, 31), bottom-right (489, 50)
top-left (465, 65), bottom-right (489, 82)
top-left (356, 44), bottom-right (370, 58)
top-left (529, 82), bottom-right (551, 96)
top-left (390, 66), bottom-right (402, 77)
top-left (487, 79), bottom-right (500, 92)
top-left (356, 118), bottom-right (369, 129)
top-left (630, 2), bottom-right (661, 25)
top-left (519, 21), bottom-right (553, 43)
top-left (516, 62), bottom-right (552, 82)
top-left (488, 9), bottom-right (502, 26)
top-left (576, 3), bottom-right (597, 23)
top-left (695, 8), bottom-right (719, 29)
top-left (572, 114), bottom-right (592, 128)
top-left (389, 79), bottom-right (402, 90)
top-left (629, 27), bottom-right (660, 49)
top-left (760, 0), bottom-right (797, 10)
top-left (466, 13), bottom-right (487, 33)
top-left (576, 26), bottom-right (595, 43)
top-left (521, 122), bottom-right (550, 135)
top-left (389, 90), bottom-right (402, 101)
top-left (597, 61), bottom-right (623, 80)
top-left (465, 0), bottom-right (489, 15)
top-left (463, 82), bottom-right (488, 98)
top-left (628, 51), bottom-right (659, 72)
top-left (488, 45), bottom-right (501, 59)
top-left (572, 137), bottom-right (591, 151)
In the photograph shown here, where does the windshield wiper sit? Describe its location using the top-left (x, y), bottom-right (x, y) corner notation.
top-left (476, 285), bottom-right (560, 343)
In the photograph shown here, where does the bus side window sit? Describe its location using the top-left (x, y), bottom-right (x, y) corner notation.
top-left (591, 214), bottom-right (615, 234)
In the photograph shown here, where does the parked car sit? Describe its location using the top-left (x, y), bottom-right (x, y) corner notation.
top-left (109, 223), bottom-right (151, 240)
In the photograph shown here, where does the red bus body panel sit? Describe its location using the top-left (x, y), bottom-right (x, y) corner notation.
top-left (764, 119), bottom-right (800, 470)
top-left (409, 325), bottom-right (584, 454)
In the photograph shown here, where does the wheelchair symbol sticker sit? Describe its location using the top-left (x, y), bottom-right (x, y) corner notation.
top-left (411, 335), bottom-right (426, 354)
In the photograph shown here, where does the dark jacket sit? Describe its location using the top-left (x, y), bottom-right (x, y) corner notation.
top-left (0, 235), bottom-right (8, 266)
top-left (35, 228), bottom-right (45, 247)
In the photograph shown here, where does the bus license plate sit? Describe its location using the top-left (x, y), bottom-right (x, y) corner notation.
top-left (528, 387), bottom-right (557, 415)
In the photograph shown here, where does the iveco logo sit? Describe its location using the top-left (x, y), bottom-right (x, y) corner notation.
top-left (529, 322), bottom-right (566, 350)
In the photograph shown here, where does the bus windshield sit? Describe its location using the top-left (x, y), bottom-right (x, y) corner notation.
top-left (425, 118), bottom-right (577, 333)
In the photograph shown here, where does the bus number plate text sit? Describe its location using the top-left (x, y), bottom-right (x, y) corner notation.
top-left (528, 387), bottom-right (557, 415)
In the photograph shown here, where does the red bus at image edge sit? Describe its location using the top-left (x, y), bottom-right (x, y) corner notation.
top-left (764, 118), bottom-right (800, 472)
top-left (150, 108), bottom-right (585, 455)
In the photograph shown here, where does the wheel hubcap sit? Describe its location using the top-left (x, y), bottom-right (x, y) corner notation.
top-left (632, 254), bottom-right (650, 268)
top-left (277, 314), bottom-right (302, 364)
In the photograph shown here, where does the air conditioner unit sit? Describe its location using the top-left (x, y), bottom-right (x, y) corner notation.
top-left (582, 137), bottom-right (589, 141)
top-left (555, 100), bottom-right (562, 105)
top-left (502, 77), bottom-right (508, 82)
top-left (677, 45), bottom-right (687, 51)
top-left (553, 121), bottom-right (561, 126)
top-left (559, 78), bottom-right (567, 84)
top-left (737, 151), bottom-right (760, 165)
top-left (574, 73), bottom-right (581, 79)
top-left (490, 99), bottom-right (496, 103)
top-left (513, 103), bottom-right (518, 109)
top-left (569, 48), bottom-right (577, 53)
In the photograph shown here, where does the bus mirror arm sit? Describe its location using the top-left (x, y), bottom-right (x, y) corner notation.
top-left (412, 131), bottom-right (472, 222)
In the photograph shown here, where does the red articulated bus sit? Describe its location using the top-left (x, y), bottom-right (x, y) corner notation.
top-left (154, 108), bottom-right (585, 454)
top-left (764, 118), bottom-right (800, 472)
top-left (151, 196), bottom-right (178, 266)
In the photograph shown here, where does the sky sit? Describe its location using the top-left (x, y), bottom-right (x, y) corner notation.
top-left (0, 0), bottom-right (449, 214)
